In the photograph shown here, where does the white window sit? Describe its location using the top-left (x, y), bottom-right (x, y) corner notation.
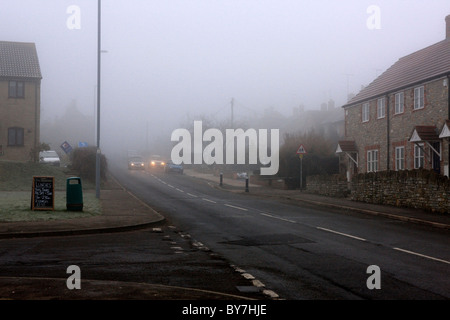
top-left (414, 143), bottom-right (424, 169)
top-left (414, 86), bottom-right (424, 110)
top-left (377, 98), bottom-right (385, 119)
top-left (395, 92), bottom-right (404, 114)
top-left (362, 103), bottom-right (369, 122)
top-left (395, 146), bottom-right (405, 171)
top-left (367, 149), bottom-right (378, 172)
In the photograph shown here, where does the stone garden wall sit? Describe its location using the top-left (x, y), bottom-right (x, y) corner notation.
top-left (306, 169), bottom-right (450, 213)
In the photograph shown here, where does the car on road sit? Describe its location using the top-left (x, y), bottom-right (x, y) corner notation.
top-left (148, 155), bottom-right (166, 170)
top-left (128, 156), bottom-right (146, 170)
top-left (237, 172), bottom-right (248, 179)
top-left (39, 150), bottom-right (61, 167)
top-left (165, 160), bottom-right (184, 174)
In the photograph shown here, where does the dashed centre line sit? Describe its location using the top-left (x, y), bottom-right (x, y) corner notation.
top-left (259, 212), bottom-right (296, 223)
top-left (224, 204), bottom-right (248, 211)
top-left (153, 175), bottom-right (449, 266)
top-left (393, 247), bottom-right (450, 265)
top-left (202, 198), bottom-right (217, 204)
top-left (316, 227), bottom-right (366, 242)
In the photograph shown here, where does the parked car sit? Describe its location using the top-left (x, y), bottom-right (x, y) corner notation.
top-left (128, 156), bottom-right (146, 170)
top-left (39, 150), bottom-right (61, 167)
top-left (165, 160), bottom-right (184, 174)
top-left (148, 155), bottom-right (166, 170)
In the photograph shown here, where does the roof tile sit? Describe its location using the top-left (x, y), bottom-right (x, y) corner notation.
top-left (0, 41), bottom-right (42, 79)
top-left (344, 39), bottom-right (450, 107)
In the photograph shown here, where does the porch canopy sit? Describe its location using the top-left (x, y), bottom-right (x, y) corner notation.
top-left (439, 120), bottom-right (450, 138)
top-left (336, 140), bottom-right (358, 165)
top-left (409, 125), bottom-right (441, 157)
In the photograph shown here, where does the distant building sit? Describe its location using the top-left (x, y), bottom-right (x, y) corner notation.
top-left (0, 41), bottom-right (42, 161)
top-left (337, 15), bottom-right (450, 181)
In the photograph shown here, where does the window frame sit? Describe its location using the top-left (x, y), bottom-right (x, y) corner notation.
top-left (414, 86), bottom-right (424, 110)
top-left (377, 98), bottom-right (385, 119)
top-left (7, 127), bottom-right (25, 146)
top-left (362, 103), bottom-right (370, 122)
top-left (8, 80), bottom-right (25, 98)
top-left (395, 146), bottom-right (405, 171)
top-left (367, 149), bottom-right (378, 172)
top-left (394, 92), bottom-right (404, 114)
top-left (414, 143), bottom-right (425, 169)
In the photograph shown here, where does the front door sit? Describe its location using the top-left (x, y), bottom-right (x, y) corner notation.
top-left (432, 142), bottom-right (440, 174)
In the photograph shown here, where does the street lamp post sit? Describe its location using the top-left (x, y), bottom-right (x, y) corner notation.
top-left (95, 0), bottom-right (101, 199)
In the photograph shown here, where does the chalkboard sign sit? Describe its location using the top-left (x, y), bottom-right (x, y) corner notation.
top-left (31, 176), bottom-right (55, 211)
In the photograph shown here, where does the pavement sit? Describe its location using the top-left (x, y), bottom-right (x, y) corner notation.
top-left (0, 169), bottom-right (449, 301)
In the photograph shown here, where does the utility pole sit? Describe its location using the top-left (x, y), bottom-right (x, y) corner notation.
top-left (95, 0), bottom-right (101, 199)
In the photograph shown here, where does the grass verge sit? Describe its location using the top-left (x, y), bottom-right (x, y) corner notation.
top-left (0, 160), bottom-right (101, 222)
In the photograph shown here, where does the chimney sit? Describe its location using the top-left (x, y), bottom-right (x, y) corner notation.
top-left (446, 15), bottom-right (450, 39)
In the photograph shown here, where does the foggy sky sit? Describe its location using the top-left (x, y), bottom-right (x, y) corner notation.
top-left (1, 0), bottom-right (450, 155)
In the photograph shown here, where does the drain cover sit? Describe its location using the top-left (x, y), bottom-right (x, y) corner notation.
top-left (223, 233), bottom-right (313, 246)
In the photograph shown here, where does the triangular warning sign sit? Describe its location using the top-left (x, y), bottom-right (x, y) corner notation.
top-left (296, 144), bottom-right (307, 154)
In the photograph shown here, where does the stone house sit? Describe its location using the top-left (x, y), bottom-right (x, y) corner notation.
top-left (0, 41), bottom-right (42, 161)
top-left (337, 15), bottom-right (450, 181)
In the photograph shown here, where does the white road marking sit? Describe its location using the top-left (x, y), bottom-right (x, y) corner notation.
top-left (224, 204), bottom-right (248, 211)
top-left (393, 247), bottom-right (450, 265)
top-left (202, 198), bottom-right (216, 204)
top-left (259, 212), bottom-right (296, 223)
top-left (176, 188), bottom-right (184, 193)
top-left (316, 227), bottom-right (366, 242)
top-left (187, 193), bottom-right (197, 197)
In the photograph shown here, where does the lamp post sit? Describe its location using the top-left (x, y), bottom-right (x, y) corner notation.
top-left (95, 0), bottom-right (102, 199)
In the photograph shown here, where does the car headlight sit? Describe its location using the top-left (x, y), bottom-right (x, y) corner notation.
top-left (161, 162), bottom-right (165, 166)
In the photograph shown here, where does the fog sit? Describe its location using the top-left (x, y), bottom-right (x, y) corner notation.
top-left (1, 0), bottom-right (449, 159)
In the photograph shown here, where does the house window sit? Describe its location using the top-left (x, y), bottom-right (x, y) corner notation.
top-left (7, 127), bottom-right (24, 146)
top-left (395, 146), bottom-right (405, 170)
top-left (414, 143), bottom-right (424, 169)
top-left (395, 92), bottom-right (404, 114)
top-left (8, 81), bottom-right (25, 98)
top-left (362, 103), bottom-right (369, 122)
top-left (367, 149), bottom-right (378, 172)
top-left (414, 86), bottom-right (424, 110)
top-left (377, 98), bottom-right (385, 119)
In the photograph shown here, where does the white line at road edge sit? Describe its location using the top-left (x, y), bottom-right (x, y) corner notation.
top-left (187, 193), bottom-right (197, 197)
top-left (202, 198), bottom-right (216, 203)
top-left (316, 227), bottom-right (366, 242)
top-left (393, 247), bottom-right (450, 265)
top-left (224, 204), bottom-right (248, 211)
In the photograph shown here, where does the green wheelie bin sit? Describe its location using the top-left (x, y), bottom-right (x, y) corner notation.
top-left (66, 177), bottom-right (83, 211)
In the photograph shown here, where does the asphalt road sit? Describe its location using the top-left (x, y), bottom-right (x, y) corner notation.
top-left (110, 159), bottom-right (450, 300)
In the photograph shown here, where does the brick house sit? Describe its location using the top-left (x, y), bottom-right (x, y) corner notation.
top-left (0, 41), bottom-right (42, 161)
top-left (337, 15), bottom-right (450, 181)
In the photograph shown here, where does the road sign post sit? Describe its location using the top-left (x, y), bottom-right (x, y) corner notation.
top-left (296, 144), bottom-right (307, 191)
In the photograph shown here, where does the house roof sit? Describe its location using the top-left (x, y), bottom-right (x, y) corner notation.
top-left (0, 41), bottom-right (42, 80)
top-left (409, 126), bottom-right (440, 142)
top-left (343, 38), bottom-right (450, 108)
